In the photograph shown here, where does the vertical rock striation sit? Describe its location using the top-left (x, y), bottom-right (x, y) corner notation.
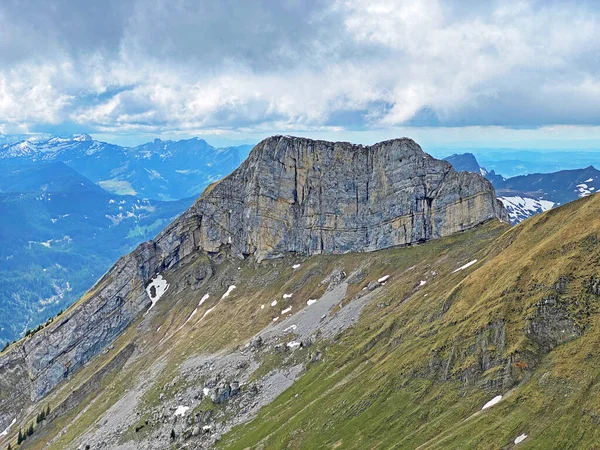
top-left (158, 136), bottom-right (508, 261)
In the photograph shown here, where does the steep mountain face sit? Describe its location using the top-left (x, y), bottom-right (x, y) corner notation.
top-left (0, 136), bottom-right (507, 448)
top-left (443, 153), bottom-right (486, 175)
top-left (445, 153), bottom-right (600, 223)
top-left (0, 161), bottom-right (194, 345)
top-left (177, 136), bottom-right (507, 260)
top-left (221, 190), bottom-right (600, 450)
top-left (443, 152), bottom-right (505, 185)
top-left (0, 135), bottom-right (252, 201)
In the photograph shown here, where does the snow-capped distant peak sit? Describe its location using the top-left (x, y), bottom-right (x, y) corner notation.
top-left (499, 196), bottom-right (555, 224)
top-left (72, 133), bottom-right (93, 142)
top-left (0, 133), bottom-right (100, 160)
top-left (3, 140), bottom-right (36, 157)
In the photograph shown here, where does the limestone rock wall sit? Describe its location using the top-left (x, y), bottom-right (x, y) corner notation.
top-left (155, 136), bottom-right (507, 261)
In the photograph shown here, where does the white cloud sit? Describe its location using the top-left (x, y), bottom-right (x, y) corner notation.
top-left (0, 0), bottom-right (599, 135)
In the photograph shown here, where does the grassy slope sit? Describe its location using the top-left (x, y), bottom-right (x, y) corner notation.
top-left (220, 194), bottom-right (600, 450)
top-left (8, 216), bottom-right (505, 449)
top-left (10, 193), bottom-right (600, 450)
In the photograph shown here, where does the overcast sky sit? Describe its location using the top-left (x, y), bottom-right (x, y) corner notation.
top-left (1, 0), bottom-right (599, 148)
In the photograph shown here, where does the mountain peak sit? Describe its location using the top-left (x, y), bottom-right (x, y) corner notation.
top-left (46, 134), bottom-right (93, 144)
top-left (178, 136), bottom-right (507, 259)
top-left (0, 135), bottom-right (508, 446)
top-left (72, 133), bottom-right (93, 142)
top-left (265, 135), bottom-right (420, 150)
top-left (443, 152), bottom-right (482, 174)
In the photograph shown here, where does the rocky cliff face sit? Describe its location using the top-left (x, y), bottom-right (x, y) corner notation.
top-left (0, 136), bottom-right (507, 432)
top-left (0, 244), bottom-right (155, 408)
top-left (156, 136), bottom-right (508, 261)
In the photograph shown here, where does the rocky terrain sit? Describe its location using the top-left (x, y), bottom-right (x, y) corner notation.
top-left (177, 136), bottom-right (507, 259)
top-left (9, 135), bottom-right (597, 448)
top-left (0, 135), bottom-right (505, 403)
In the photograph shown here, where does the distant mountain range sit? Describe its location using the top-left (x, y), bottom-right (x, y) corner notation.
top-left (0, 134), bottom-right (253, 201)
top-left (434, 148), bottom-right (600, 178)
top-left (0, 160), bottom-right (195, 344)
top-left (443, 153), bottom-right (486, 176)
top-left (0, 134), bottom-right (253, 345)
top-left (444, 153), bottom-right (599, 223)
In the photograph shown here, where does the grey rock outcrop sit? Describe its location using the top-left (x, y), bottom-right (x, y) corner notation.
top-left (0, 135), bottom-right (507, 433)
top-left (156, 136), bottom-right (507, 262)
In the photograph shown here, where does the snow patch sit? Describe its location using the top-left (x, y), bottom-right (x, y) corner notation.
top-left (514, 434), bottom-right (528, 444)
top-left (378, 275), bottom-right (390, 283)
top-left (221, 285), bottom-right (236, 299)
top-left (145, 274), bottom-right (170, 313)
top-left (272, 317), bottom-right (279, 322)
top-left (307, 299), bottom-right (317, 306)
top-left (575, 183), bottom-right (593, 197)
top-left (203, 387), bottom-right (210, 396)
top-left (585, 178), bottom-right (594, 183)
top-left (281, 306), bottom-right (292, 315)
top-left (419, 280), bottom-right (426, 286)
top-left (271, 300), bottom-right (278, 307)
top-left (0, 418), bottom-right (16, 436)
top-left (292, 264), bottom-right (301, 269)
top-left (482, 395), bottom-right (502, 410)
top-left (174, 406), bottom-right (189, 417)
top-left (179, 308), bottom-right (198, 329)
top-left (283, 293), bottom-right (293, 299)
top-left (199, 305), bottom-right (217, 322)
top-left (499, 196), bottom-right (555, 223)
top-left (198, 293), bottom-right (210, 306)
top-left (287, 341), bottom-right (301, 349)
top-left (283, 324), bottom-right (297, 333)
top-left (452, 259), bottom-right (478, 273)
top-left (260, 304), bottom-right (265, 310)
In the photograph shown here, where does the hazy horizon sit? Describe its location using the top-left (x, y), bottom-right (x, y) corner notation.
top-left (4, 127), bottom-right (600, 155)
top-left (1, 1), bottom-right (600, 151)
